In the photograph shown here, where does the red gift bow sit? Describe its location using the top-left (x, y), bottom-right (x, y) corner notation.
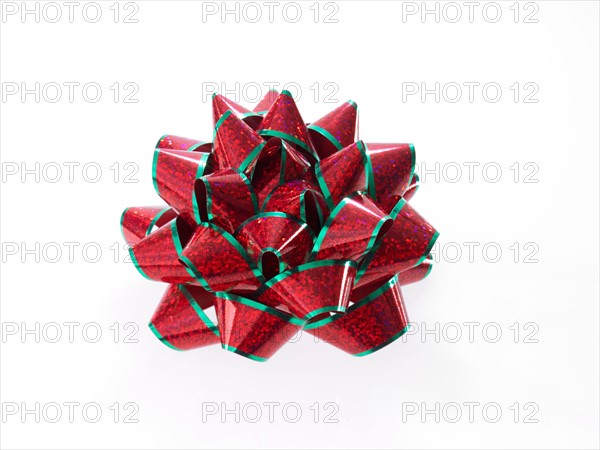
top-left (120, 90), bottom-right (439, 361)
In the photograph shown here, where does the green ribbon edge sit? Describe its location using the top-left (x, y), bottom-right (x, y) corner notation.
top-left (354, 199), bottom-right (439, 284)
top-left (408, 172), bottom-right (420, 196)
top-left (304, 305), bottom-right (346, 321)
top-left (169, 220), bottom-right (201, 282)
top-left (213, 109), bottom-right (232, 142)
top-left (310, 196), bottom-right (346, 258)
top-left (153, 135), bottom-right (210, 199)
top-left (151, 148), bottom-right (161, 198)
top-left (314, 141), bottom-right (375, 209)
top-left (407, 143), bottom-right (416, 187)
top-left (307, 124), bottom-right (343, 151)
top-left (128, 247), bottom-right (151, 281)
top-left (119, 207), bottom-right (129, 242)
top-left (178, 285), bottom-right (220, 337)
top-left (279, 140), bottom-right (287, 184)
top-left (155, 134), bottom-right (168, 148)
top-left (146, 207), bottom-right (171, 236)
top-left (260, 182), bottom-right (325, 232)
top-left (215, 291), bottom-right (305, 327)
top-left (179, 255), bottom-right (212, 292)
top-left (154, 146), bottom-right (210, 219)
top-left (239, 141), bottom-right (266, 180)
top-left (299, 190), bottom-right (325, 229)
top-left (258, 129), bottom-right (320, 162)
top-left (353, 324), bottom-right (411, 357)
top-left (193, 168), bottom-right (259, 225)
top-left (193, 177), bottom-right (213, 224)
top-left (424, 263), bottom-right (434, 279)
top-left (258, 247), bottom-right (286, 275)
top-left (314, 161), bottom-right (334, 210)
top-left (187, 141), bottom-right (210, 152)
top-left (178, 222), bottom-right (266, 291)
top-left (416, 231), bottom-right (440, 266)
top-left (253, 259), bottom-right (358, 307)
top-left (233, 211), bottom-right (316, 242)
top-left (241, 111), bottom-right (263, 120)
top-left (304, 276), bottom-right (399, 330)
top-left (256, 140), bottom-right (289, 210)
top-left (235, 168), bottom-right (260, 213)
top-left (191, 153), bottom-right (212, 222)
top-left (221, 345), bottom-right (268, 362)
top-left (357, 141), bottom-right (377, 200)
top-left (148, 323), bottom-right (182, 351)
top-left (310, 193), bottom-right (389, 262)
top-left (389, 198), bottom-right (407, 219)
top-left (354, 198), bottom-right (407, 283)
top-left (212, 107), bottom-right (266, 178)
top-left (154, 135), bottom-right (209, 153)
top-left (195, 152), bottom-right (211, 179)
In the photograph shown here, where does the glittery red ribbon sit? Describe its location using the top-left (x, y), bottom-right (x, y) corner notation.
top-left (120, 90), bottom-right (439, 361)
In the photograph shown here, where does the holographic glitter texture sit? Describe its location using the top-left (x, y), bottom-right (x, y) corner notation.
top-left (122, 89), bottom-right (439, 361)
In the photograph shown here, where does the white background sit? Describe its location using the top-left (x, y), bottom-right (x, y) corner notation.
top-left (1, 1), bottom-right (599, 448)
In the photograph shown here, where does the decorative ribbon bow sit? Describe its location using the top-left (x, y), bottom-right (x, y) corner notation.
top-left (120, 89), bottom-right (439, 361)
